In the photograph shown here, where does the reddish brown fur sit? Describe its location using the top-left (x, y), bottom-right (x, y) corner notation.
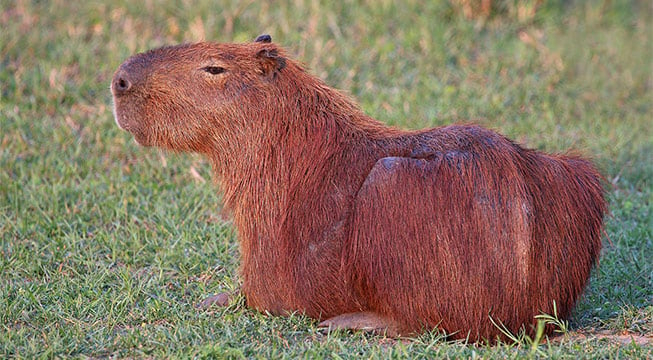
top-left (111, 37), bottom-right (606, 342)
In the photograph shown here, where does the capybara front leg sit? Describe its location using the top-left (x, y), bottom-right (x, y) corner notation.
top-left (195, 292), bottom-right (233, 309)
top-left (318, 312), bottom-right (399, 336)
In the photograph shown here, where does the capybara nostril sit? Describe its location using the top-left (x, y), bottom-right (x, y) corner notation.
top-left (112, 71), bottom-right (132, 95)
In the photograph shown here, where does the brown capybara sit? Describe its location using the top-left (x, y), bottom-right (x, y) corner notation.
top-left (111, 35), bottom-right (606, 342)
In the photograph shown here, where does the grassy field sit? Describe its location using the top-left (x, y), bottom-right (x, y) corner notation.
top-left (1, 0), bottom-right (651, 358)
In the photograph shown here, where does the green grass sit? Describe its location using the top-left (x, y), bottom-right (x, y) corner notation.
top-left (1, 0), bottom-right (651, 358)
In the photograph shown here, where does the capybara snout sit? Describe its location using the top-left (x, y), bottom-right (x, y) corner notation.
top-left (111, 52), bottom-right (158, 97)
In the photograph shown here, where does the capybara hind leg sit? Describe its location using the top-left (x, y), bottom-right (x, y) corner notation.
top-left (319, 312), bottom-right (399, 335)
top-left (195, 292), bottom-right (232, 309)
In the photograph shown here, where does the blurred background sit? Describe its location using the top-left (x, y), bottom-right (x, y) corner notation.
top-left (2, 1), bottom-right (651, 175)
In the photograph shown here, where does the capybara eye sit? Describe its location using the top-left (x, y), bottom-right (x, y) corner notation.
top-left (203, 66), bottom-right (226, 75)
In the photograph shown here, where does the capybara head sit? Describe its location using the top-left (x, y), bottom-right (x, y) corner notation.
top-left (111, 35), bottom-right (287, 152)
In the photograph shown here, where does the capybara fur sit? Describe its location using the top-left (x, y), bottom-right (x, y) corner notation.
top-left (111, 35), bottom-right (606, 342)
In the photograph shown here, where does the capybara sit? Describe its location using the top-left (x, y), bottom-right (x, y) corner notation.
top-left (111, 35), bottom-right (606, 342)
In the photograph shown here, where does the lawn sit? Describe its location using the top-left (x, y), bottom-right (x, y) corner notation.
top-left (1, 0), bottom-right (651, 358)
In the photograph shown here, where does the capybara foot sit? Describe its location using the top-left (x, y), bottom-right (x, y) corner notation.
top-left (195, 292), bottom-right (232, 309)
top-left (319, 312), bottom-right (399, 336)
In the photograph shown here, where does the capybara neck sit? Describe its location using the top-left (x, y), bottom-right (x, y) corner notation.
top-left (208, 59), bottom-right (400, 209)
top-left (112, 36), bottom-right (606, 342)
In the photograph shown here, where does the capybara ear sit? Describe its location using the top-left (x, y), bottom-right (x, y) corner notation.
top-left (255, 46), bottom-right (286, 77)
top-left (254, 34), bottom-right (272, 43)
